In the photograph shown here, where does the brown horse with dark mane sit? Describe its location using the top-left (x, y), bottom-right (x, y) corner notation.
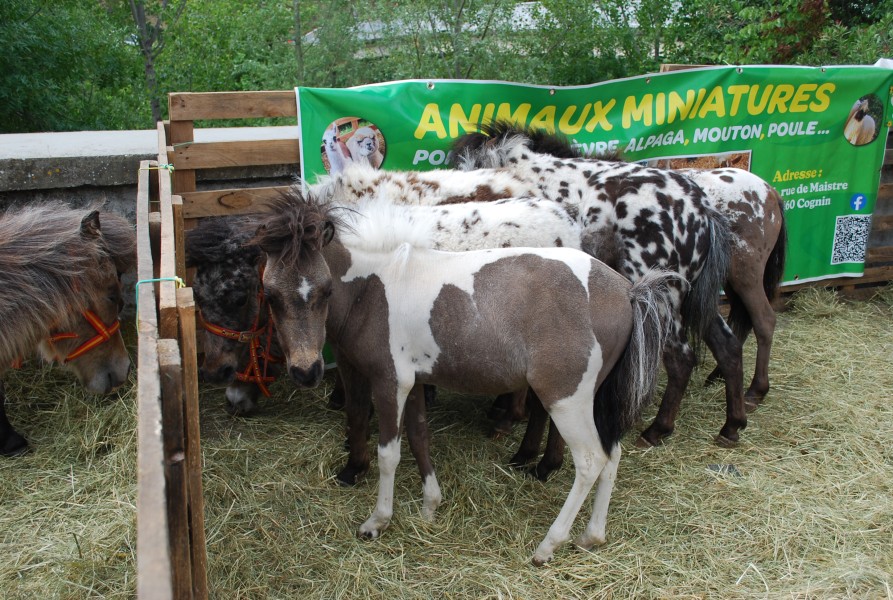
top-left (0, 203), bottom-right (136, 456)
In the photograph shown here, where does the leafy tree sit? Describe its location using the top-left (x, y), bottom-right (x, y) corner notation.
top-left (0, 0), bottom-right (144, 132)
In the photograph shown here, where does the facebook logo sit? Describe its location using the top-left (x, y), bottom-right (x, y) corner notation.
top-left (850, 193), bottom-right (867, 211)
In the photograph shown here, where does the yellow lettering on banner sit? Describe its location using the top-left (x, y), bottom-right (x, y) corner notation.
top-left (529, 105), bottom-right (557, 133)
top-left (558, 105), bottom-right (591, 135)
top-left (495, 103), bottom-right (532, 126)
top-left (789, 84), bottom-right (817, 113)
top-left (811, 83), bottom-right (835, 111)
top-left (585, 100), bottom-right (615, 132)
top-left (623, 94), bottom-right (652, 128)
top-left (747, 84), bottom-right (773, 115)
top-left (414, 103), bottom-right (447, 139)
top-left (667, 89), bottom-right (697, 123)
top-left (698, 86), bottom-right (726, 118)
top-left (768, 84), bottom-right (795, 113)
top-left (655, 92), bottom-right (666, 125)
top-left (727, 85), bottom-right (750, 116)
top-left (449, 104), bottom-right (483, 138)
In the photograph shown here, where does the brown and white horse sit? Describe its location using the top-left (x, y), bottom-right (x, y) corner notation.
top-left (248, 189), bottom-right (678, 565)
top-left (186, 196), bottom-right (581, 420)
top-left (0, 204), bottom-right (135, 455)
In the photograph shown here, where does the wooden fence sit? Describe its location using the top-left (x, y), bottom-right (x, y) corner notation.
top-left (135, 88), bottom-right (892, 597)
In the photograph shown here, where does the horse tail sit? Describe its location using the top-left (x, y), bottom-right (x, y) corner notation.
top-left (681, 204), bottom-right (732, 349)
top-left (593, 269), bottom-right (680, 453)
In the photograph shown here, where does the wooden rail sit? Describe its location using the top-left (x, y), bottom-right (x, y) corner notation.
top-left (136, 157), bottom-right (208, 600)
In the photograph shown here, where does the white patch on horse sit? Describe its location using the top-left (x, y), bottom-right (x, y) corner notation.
top-left (341, 241), bottom-right (594, 376)
top-left (297, 277), bottom-right (313, 302)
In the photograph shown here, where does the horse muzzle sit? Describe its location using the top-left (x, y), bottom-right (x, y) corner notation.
top-left (288, 358), bottom-right (324, 388)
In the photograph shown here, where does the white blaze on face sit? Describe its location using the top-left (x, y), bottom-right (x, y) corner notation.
top-left (297, 277), bottom-right (313, 302)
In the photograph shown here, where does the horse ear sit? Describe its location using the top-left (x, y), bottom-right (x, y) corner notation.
top-left (322, 221), bottom-right (335, 246)
top-left (80, 210), bottom-right (102, 239)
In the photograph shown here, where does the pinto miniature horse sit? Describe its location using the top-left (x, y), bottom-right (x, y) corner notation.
top-left (450, 122), bottom-right (746, 453)
top-left (185, 196), bottom-right (582, 420)
top-left (249, 189), bottom-right (678, 565)
top-left (0, 204), bottom-right (136, 455)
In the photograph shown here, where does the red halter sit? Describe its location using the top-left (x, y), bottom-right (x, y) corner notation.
top-left (198, 280), bottom-right (282, 397)
top-left (47, 310), bottom-right (122, 363)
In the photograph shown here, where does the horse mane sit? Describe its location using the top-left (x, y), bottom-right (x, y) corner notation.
top-left (248, 188), bottom-right (345, 267)
top-left (0, 202), bottom-right (111, 366)
top-left (185, 215), bottom-right (259, 268)
top-left (99, 211), bottom-right (138, 274)
top-left (451, 120), bottom-right (628, 168)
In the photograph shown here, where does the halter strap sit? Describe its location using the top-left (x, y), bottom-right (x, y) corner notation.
top-left (198, 268), bottom-right (282, 397)
top-left (48, 310), bottom-right (121, 363)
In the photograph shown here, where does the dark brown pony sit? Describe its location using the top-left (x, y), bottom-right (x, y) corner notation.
top-left (0, 204), bottom-right (135, 456)
top-left (249, 189), bottom-right (678, 565)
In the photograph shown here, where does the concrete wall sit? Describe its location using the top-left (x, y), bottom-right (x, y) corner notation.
top-left (1, 128), bottom-right (298, 316)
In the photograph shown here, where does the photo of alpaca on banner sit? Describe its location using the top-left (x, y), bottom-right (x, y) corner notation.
top-left (843, 94), bottom-right (882, 146)
top-left (320, 118), bottom-right (386, 174)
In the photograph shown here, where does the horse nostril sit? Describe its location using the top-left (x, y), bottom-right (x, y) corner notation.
top-left (289, 363), bottom-right (322, 387)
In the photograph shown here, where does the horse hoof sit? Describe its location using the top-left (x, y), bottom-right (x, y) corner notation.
top-left (636, 435), bottom-right (660, 450)
top-left (2, 433), bottom-right (30, 457)
top-left (335, 466), bottom-right (366, 487)
top-left (531, 552), bottom-right (551, 567)
top-left (714, 434), bottom-right (738, 448)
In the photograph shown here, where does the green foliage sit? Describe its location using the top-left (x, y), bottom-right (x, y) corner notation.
top-left (3, 0), bottom-right (892, 132)
top-left (0, 0), bottom-right (145, 132)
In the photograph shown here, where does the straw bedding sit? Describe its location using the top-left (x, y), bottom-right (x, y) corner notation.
top-left (1, 287), bottom-right (891, 598)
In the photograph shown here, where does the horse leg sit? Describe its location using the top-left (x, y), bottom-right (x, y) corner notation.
top-left (492, 389), bottom-right (527, 437)
top-left (735, 285), bottom-right (777, 409)
top-left (487, 392), bottom-right (514, 421)
top-left (1, 381), bottom-right (29, 457)
top-left (358, 380), bottom-right (409, 539)
top-left (335, 360), bottom-right (373, 486)
top-left (531, 393), bottom-right (606, 566)
top-left (403, 385), bottom-right (441, 521)
top-left (531, 417), bottom-right (566, 482)
top-left (327, 371), bottom-right (346, 410)
top-left (509, 390), bottom-right (548, 468)
top-left (703, 314), bottom-right (747, 445)
top-left (575, 444), bottom-right (620, 550)
top-left (637, 329), bottom-right (696, 447)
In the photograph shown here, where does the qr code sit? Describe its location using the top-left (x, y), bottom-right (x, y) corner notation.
top-left (830, 214), bottom-right (872, 264)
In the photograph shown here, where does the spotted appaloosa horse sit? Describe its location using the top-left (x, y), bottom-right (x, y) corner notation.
top-left (1, 204), bottom-right (136, 456)
top-left (248, 189), bottom-right (678, 565)
top-left (185, 216), bottom-right (283, 416)
top-left (450, 122), bottom-right (745, 453)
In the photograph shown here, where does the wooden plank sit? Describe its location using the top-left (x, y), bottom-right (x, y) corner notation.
top-left (169, 139), bottom-right (299, 170)
top-left (177, 288), bottom-right (208, 600)
top-left (164, 119), bottom-right (197, 196)
top-left (172, 195), bottom-right (186, 280)
top-left (168, 91), bottom-right (297, 121)
top-left (868, 246), bottom-right (893, 261)
top-left (872, 213), bottom-right (893, 232)
top-left (181, 186), bottom-right (289, 219)
top-left (158, 166), bottom-right (179, 339)
top-left (158, 339), bottom-right (193, 600)
top-left (136, 160), bottom-right (174, 600)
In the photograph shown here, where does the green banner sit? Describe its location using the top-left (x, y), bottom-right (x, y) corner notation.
top-left (297, 65), bottom-right (893, 284)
